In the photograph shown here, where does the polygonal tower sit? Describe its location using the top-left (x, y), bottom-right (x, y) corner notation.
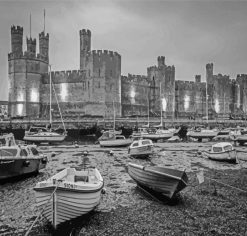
top-left (80, 29), bottom-right (91, 70)
top-left (11, 25), bottom-right (23, 55)
top-left (8, 26), bottom-right (49, 118)
top-left (39, 31), bottom-right (49, 62)
top-left (157, 56), bottom-right (165, 67)
top-left (206, 63), bottom-right (213, 84)
top-left (26, 37), bottom-right (36, 57)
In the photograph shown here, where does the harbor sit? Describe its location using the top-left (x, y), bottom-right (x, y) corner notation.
top-left (0, 140), bottom-right (247, 235)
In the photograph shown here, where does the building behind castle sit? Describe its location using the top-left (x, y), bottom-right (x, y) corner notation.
top-left (8, 25), bottom-right (247, 120)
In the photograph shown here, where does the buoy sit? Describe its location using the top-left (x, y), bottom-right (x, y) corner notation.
top-left (109, 150), bottom-right (114, 156)
top-left (101, 188), bottom-right (106, 194)
top-left (51, 152), bottom-right (56, 157)
top-left (83, 150), bottom-right (89, 156)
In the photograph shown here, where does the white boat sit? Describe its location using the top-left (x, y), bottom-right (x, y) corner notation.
top-left (187, 129), bottom-right (219, 140)
top-left (131, 127), bottom-right (149, 139)
top-left (23, 128), bottom-right (67, 143)
top-left (0, 133), bottom-right (16, 146)
top-left (99, 132), bottom-right (132, 147)
top-left (141, 128), bottom-right (174, 141)
top-left (128, 139), bottom-right (154, 157)
top-left (128, 163), bottom-right (188, 199)
top-left (23, 65), bottom-right (67, 143)
top-left (202, 142), bottom-right (236, 163)
top-left (34, 167), bottom-right (104, 228)
top-left (0, 134), bottom-right (48, 180)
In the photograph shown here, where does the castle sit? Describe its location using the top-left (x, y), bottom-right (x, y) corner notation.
top-left (8, 26), bottom-right (247, 120)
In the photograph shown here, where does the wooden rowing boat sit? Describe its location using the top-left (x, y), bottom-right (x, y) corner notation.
top-left (128, 163), bottom-right (188, 199)
top-left (34, 167), bottom-right (104, 228)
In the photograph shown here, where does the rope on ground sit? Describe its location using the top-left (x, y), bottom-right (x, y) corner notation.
top-left (24, 181), bottom-right (62, 236)
top-left (204, 176), bottom-right (247, 194)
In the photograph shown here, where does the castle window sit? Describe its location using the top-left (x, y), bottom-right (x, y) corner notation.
top-left (88, 70), bottom-right (90, 77)
top-left (98, 82), bottom-right (100, 88)
top-left (99, 69), bottom-right (100, 77)
top-left (88, 81), bottom-right (90, 89)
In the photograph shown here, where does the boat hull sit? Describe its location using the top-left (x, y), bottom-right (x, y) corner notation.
top-left (187, 131), bottom-right (218, 139)
top-left (23, 133), bottom-right (66, 143)
top-left (128, 163), bottom-right (188, 199)
top-left (203, 150), bottom-right (237, 163)
top-left (34, 168), bottom-right (104, 228)
top-left (99, 139), bottom-right (132, 147)
top-left (0, 157), bottom-right (46, 180)
top-left (34, 187), bottom-right (102, 228)
top-left (141, 133), bottom-right (173, 141)
top-left (129, 145), bottom-right (154, 157)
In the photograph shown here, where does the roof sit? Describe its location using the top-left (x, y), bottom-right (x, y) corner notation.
top-left (212, 142), bottom-right (232, 148)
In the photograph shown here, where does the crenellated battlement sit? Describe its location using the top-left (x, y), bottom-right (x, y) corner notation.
top-left (8, 51), bottom-right (48, 62)
top-left (42, 70), bottom-right (87, 84)
top-left (39, 31), bottom-right (49, 39)
top-left (11, 25), bottom-right (23, 34)
top-left (79, 29), bottom-right (91, 36)
top-left (91, 49), bottom-right (121, 58)
top-left (26, 37), bottom-right (36, 44)
top-left (121, 74), bottom-right (149, 84)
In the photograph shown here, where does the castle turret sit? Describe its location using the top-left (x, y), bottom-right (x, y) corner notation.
top-left (39, 31), bottom-right (49, 62)
top-left (80, 29), bottom-right (91, 70)
top-left (11, 25), bottom-right (23, 55)
top-left (158, 56), bottom-right (165, 67)
top-left (206, 63), bottom-right (213, 84)
top-left (26, 37), bottom-right (36, 56)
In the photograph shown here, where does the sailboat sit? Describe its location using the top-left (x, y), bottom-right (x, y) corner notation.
top-left (23, 65), bottom-right (67, 143)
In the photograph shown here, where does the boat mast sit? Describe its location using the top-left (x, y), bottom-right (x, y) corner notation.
top-left (206, 79), bottom-right (208, 124)
top-left (113, 100), bottom-right (115, 131)
top-left (49, 65), bottom-right (52, 128)
top-left (160, 82), bottom-right (163, 127)
top-left (147, 96), bottom-right (150, 127)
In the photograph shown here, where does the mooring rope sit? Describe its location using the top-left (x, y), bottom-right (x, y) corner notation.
top-left (24, 181), bottom-right (62, 236)
top-left (204, 176), bottom-right (247, 194)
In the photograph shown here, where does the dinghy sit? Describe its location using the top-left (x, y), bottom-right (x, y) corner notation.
top-left (0, 134), bottom-right (47, 180)
top-left (128, 139), bottom-right (154, 157)
top-left (128, 163), bottom-right (188, 199)
top-left (202, 142), bottom-right (237, 163)
top-left (187, 129), bottom-right (218, 140)
top-left (34, 167), bottom-right (104, 228)
top-left (98, 131), bottom-right (132, 147)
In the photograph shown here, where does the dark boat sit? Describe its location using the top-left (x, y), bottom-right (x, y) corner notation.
top-left (0, 133), bottom-right (48, 181)
top-left (128, 163), bottom-right (188, 199)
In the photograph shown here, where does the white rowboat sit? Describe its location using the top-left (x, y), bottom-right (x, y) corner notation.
top-left (34, 167), bottom-right (104, 228)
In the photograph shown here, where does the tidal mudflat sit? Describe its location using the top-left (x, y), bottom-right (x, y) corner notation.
top-left (0, 141), bottom-right (246, 235)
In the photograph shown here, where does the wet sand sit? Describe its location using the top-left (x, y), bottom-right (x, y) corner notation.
top-left (0, 140), bottom-right (247, 235)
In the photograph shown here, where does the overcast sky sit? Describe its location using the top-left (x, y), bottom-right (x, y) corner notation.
top-left (0, 0), bottom-right (247, 100)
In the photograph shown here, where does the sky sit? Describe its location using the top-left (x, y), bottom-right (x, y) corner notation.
top-left (0, 0), bottom-right (247, 101)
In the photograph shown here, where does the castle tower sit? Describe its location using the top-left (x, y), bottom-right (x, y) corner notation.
top-left (11, 25), bottom-right (23, 55)
top-left (39, 31), bottom-right (49, 62)
top-left (26, 37), bottom-right (36, 56)
top-left (80, 29), bottom-right (91, 70)
top-left (157, 56), bottom-right (165, 67)
top-left (206, 63), bottom-right (213, 84)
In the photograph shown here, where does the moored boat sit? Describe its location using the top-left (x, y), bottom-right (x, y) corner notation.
top-left (98, 131), bottom-right (132, 147)
top-left (187, 129), bottom-right (218, 140)
top-left (23, 127), bottom-right (67, 143)
top-left (0, 135), bottom-right (48, 181)
top-left (34, 167), bottom-right (104, 228)
top-left (202, 142), bottom-right (237, 163)
top-left (128, 139), bottom-right (154, 157)
top-left (128, 163), bottom-right (188, 199)
top-left (141, 128), bottom-right (174, 141)
top-left (0, 133), bottom-right (16, 146)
